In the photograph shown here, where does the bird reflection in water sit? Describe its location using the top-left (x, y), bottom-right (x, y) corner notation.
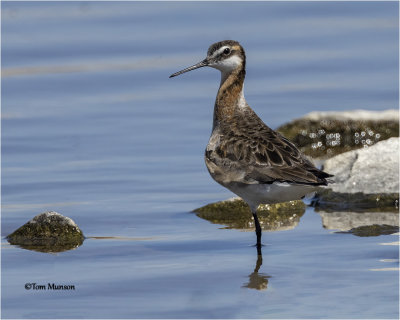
top-left (242, 254), bottom-right (271, 290)
top-left (194, 199), bottom-right (305, 290)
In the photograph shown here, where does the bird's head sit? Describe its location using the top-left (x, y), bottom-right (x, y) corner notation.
top-left (169, 40), bottom-right (246, 80)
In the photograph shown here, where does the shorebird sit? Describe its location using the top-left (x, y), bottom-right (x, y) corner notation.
top-left (170, 40), bottom-right (331, 253)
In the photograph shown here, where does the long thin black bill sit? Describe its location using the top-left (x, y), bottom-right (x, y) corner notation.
top-left (169, 59), bottom-right (208, 78)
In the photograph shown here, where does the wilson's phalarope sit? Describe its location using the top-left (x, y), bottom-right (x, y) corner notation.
top-left (170, 40), bottom-right (332, 254)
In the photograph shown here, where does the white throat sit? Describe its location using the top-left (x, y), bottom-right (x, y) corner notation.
top-left (212, 55), bottom-right (242, 85)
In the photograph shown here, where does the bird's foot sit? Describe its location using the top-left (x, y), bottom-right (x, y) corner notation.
top-left (250, 243), bottom-right (266, 247)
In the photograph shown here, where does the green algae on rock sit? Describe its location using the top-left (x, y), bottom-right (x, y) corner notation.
top-left (193, 198), bottom-right (305, 232)
top-left (312, 189), bottom-right (399, 213)
top-left (337, 224), bottom-right (399, 237)
top-left (277, 110), bottom-right (399, 158)
top-left (6, 211), bottom-right (84, 253)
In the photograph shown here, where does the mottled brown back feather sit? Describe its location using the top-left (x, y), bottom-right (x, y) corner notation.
top-left (208, 107), bottom-right (332, 186)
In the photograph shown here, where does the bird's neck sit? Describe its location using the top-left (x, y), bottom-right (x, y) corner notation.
top-left (212, 66), bottom-right (246, 130)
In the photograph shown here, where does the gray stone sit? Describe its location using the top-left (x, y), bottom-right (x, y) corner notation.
top-left (323, 137), bottom-right (399, 194)
top-left (6, 211), bottom-right (84, 253)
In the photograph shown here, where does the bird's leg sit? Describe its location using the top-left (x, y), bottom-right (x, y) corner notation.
top-left (251, 209), bottom-right (262, 256)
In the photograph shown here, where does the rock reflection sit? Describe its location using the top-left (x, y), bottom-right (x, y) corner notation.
top-left (316, 210), bottom-right (399, 237)
top-left (7, 238), bottom-right (84, 253)
top-left (312, 189), bottom-right (399, 237)
top-left (242, 255), bottom-right (271, 290)
top-left (317, 210), bottom-right (399, 230)
top-left (194, 198), bottom-right (306, 232)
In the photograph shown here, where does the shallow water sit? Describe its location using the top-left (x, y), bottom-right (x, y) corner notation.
top-left (1, 1), bottom-right (399, 319)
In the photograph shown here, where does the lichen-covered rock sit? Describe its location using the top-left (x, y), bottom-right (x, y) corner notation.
top-left (6, 211), bottom-right (84, 253)
top-left (193, 198), bottom-right (305, 232)
top-left (322, 138), bottom-right (399, 194)
top-left (277, 109), bottom-right (399, 158)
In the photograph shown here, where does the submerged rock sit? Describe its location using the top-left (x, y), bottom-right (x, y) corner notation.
top-left (277, 109), bottom-right (399, 158)
top-left (313, 189), bottom-right (399, 212)
top-left (193, 197), bottom-right (305, 232)
top-left (338, 225), bottom-right (399, 237)
top-left (322, 138), bottom-right (399, 194)
top-left (6, 211), bottom-right (84, 253)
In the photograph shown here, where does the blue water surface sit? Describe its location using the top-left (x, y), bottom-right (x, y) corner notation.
top-left (1, 1), bottom-right (399, 319)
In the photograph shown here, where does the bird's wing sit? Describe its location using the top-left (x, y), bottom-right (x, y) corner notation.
top-left (208, 109), bottom-right (331, 186)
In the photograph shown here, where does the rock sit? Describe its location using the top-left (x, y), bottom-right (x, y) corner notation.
top-left (312, 171), bottom-right (399, 237)
top-left (6, 211), bottom-right (84, 253)
top-left (301, 110), bottom-right (399, 122)
top-left (277, 109), bottom-right (399, 158)
top-left (193, 197), bottom-right (305, 232)
top-left (312, 190), bottom-right (399, 212)
top-left (322, 137), bottom-right (399, 194)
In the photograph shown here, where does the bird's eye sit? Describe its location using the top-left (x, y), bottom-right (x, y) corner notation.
top-left (223, 48), bottom-right (231, 55)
